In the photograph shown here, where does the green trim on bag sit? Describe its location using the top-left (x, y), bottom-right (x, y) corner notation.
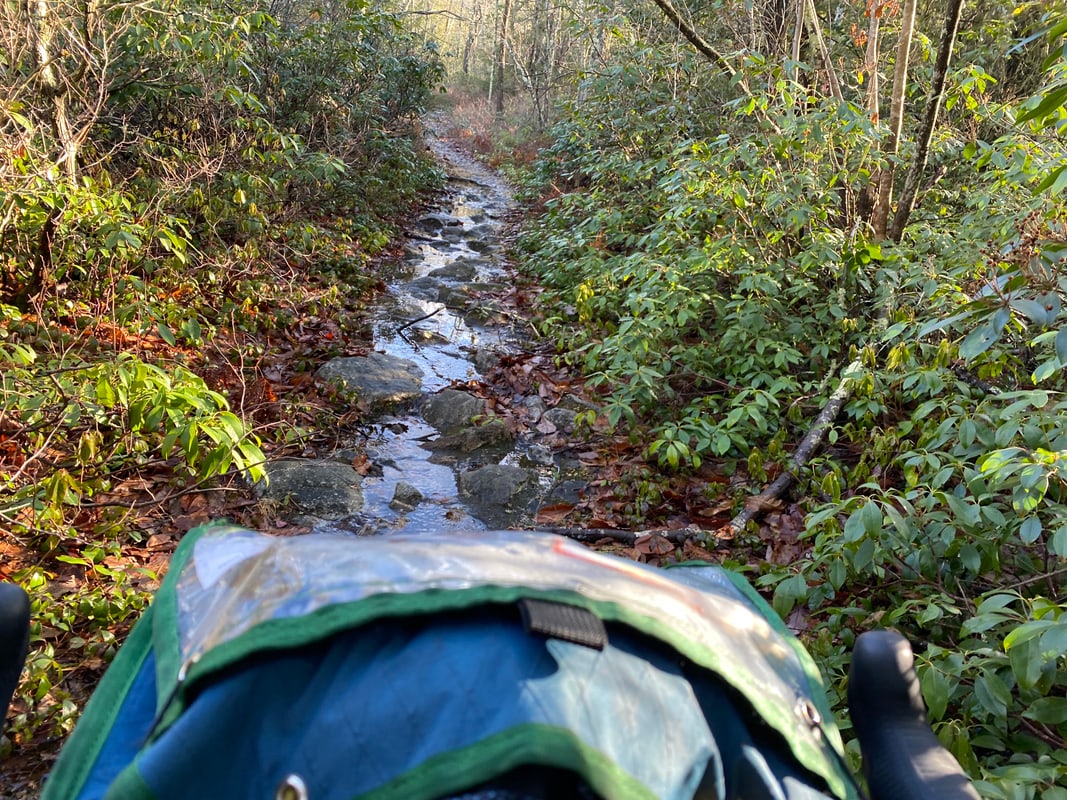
top-left (153, 523), bottom-right (234, 699)
top-left (150, 573), bottom-right (852, 799)
top-left (39, 605), bottom-right (155, 800)
top-left (718, 569), bottom-right (844, 752)
top-left (104, 755), bottom-right (157, 800)
top-left (39, 522), bottom-right (228, 800)
top-left (356, 724), bottom-right (658, 800)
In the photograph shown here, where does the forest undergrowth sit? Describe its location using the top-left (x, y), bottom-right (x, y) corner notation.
top-left (496, 14), bottom-right (1067, 799)
top-left (0, 0), bottom-right (445, 789)
top-left (2, 0), bottom-right (1067, 795)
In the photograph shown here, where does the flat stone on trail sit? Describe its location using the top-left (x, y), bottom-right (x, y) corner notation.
top-left (422, 389), bottom-right (487, 433)
top-left (316, 352), bottom-right (423, 405)
top-left (259, 460), bottom-right (364, 519)
top-left (429, 261), bottom-right (478, 281)
top-left (459, 464), bottom-right (534, 507)
top-left (425, 417), bottom-right (513, 452)
top-left (543, 407), bottom-right (578, 433)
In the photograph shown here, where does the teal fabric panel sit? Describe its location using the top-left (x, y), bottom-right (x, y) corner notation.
top-left (111, 614), bottom-right (720, 800)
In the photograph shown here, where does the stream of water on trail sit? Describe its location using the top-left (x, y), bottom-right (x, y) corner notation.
top-left (313, 121), bottom-right (549, 536)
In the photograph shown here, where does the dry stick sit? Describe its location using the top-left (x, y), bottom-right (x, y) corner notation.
top-left (541, 527), bottom-right (698, 546)
top-left (396, 306), bottom-right (443, 334)
top-left (645, 0), bottom-right (738, 81)
top-left (723, 360), bottom-right (860, 537)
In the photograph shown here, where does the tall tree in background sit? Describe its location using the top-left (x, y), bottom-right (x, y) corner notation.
top-left (889, 0), bottom-right (966, 241)
top-left (492, 0), bottom-right (513, 113)
top-left (870, 0), bottom-right (917, 240)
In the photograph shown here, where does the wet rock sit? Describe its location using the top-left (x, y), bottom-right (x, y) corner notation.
top-left (543, 407), bottom-right (578, 433)
top-left (464, 300), bottom-right (506, 323)
top-left (415, 212), bottom-right (461, 234)
top-left (541, 478), bottom-right (588, 507)
top-left (429, 262), bottom-right (478, 281)
top-left (390, 481), bottom-right (424, 511)
top-left (426, 417), bottom-right (513, 452)
top-left (406, 327), bottom-right (449, 344)
top-left (380, 296), bottom-right (428, 319)
top-left (259, 460), bottom-right (363, 519)
top-left (432, 212), bottom-right (464, 227)
top-left (422, 389), bottom-right (487, 433)
top-left (459, 464), bottom-right (534, 507)
top-left (404, 277), bottom-right (444, 301)
top-left (467, 239), bottom-right (496, 254)
top-left (472, 348), bottom-right (503, 373)
top-left (523, 395), bottom-right (547, 422)
top-left (439, 286), bottom-right (472, 308)
top-left (468, 224), bottom-right (496, 239)
top-left (317, 352), bottom-right (423, 405)
top-left (522, 444), bottom-right (555, 467)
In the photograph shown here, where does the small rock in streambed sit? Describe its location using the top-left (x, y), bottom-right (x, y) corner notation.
top-left (422, 389), bottom-right (487, 433)
top-left (389, 481), bottom-right (424, 511)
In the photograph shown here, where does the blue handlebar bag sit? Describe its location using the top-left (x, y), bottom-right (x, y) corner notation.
top-left (42, 524), bottom-right (859, 800)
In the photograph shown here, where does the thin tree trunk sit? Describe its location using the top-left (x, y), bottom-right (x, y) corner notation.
top-left (888, 0), bottom-right (965, 242)
top-left (27, 0), bottom-right (78, 178)
top-left (863, 0), bottom-right (880, 122)
top-left (856, 0), bottom-right (882, 221)
top-left (492, 0), bottom-right (512, 114)
top-left (804, 0), bottom-right (843, 103)
top-left (787, 0), bottom-right (804, 83)
top-left (645, 0), bottom-right (739, 81)
top-left (871, 0), bottom-right (917, 239)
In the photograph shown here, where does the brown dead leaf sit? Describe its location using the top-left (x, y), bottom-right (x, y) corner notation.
top-left (172, 514), bottom-right (208, 532)
top-left (350, 453), bottom-right (374, 476)
top-left (786, 606), bottom-right (810, 634)
top-left (535, 418), bottom-right (558, 435)
top-left (145, 533), bottom-right (176, 551)
top-left (744, 494), bottom-right (785, 513)
top-left (535, 503), bottom-right (575, 524)
top-left (634, 533), bottom-right (673, 556)
top-left (181, 493), bottom-right (210, 514)
top-left (695, 498), bottom-right (735, 518)
top-left (681, 540), bottom-right (718, 563)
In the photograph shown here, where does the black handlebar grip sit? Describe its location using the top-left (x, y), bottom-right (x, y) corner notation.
top-left (848, 630), bottom-right (979, 800)
top-left (0, 583), bottom-right (31, 727)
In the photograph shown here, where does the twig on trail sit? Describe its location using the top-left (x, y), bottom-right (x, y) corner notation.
top-left (446, 175), bottom-right (492, 189)
top-left (396, 307), bottom-right (443, 335)
top-left (540, 526), bottom-right (710, 546)
top-left (723, 360), bottom-right (860, 537)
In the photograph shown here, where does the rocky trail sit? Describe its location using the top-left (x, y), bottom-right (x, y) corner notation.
top-left (256, 119), bottom-right (593, 537)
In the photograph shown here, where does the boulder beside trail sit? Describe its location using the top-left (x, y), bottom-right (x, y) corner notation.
top-left (459, 464), bottom-right (535, 508)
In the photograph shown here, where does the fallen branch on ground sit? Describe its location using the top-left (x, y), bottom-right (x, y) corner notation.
top-left (722, 360), bottom-right (860, 538)
top-left (540, 526), bottom-right (708, 546)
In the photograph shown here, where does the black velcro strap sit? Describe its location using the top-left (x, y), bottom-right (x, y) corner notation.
top-left (517, 599), bottom-right (607, 650)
